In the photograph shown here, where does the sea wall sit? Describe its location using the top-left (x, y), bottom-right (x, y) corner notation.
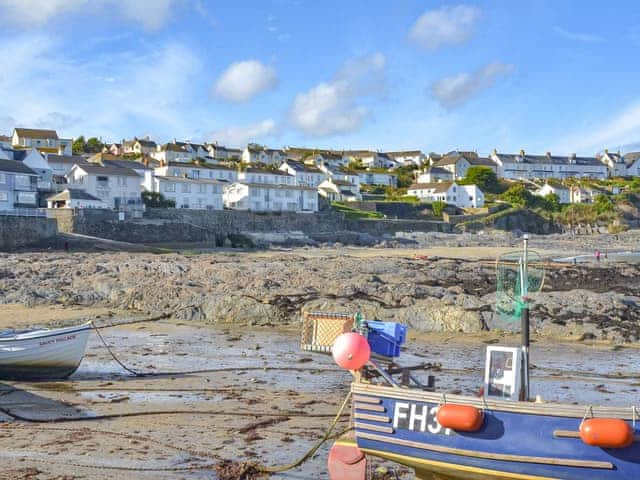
top-left (0, 215), bottom-right (58, 250)
top-left (60, 208), bottom-right (450, 244)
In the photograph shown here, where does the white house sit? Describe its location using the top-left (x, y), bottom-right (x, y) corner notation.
top-left (151, 143), bottom-right (193, 162)
top-left (66, 164), bottom-right (143, 210)
top-left (490, 150), bottom-right (608, 180)
top-left (47, 189), bottom-right (108, 209)
top-left (534, 182), bottom-right (570, 204)
top-left (599, 149), bottom-right (626, 177)
top-left (154, 161), bottom-right (238, 183)
top-left (432, 151), bottom-right (497, 180)
top-left (417, 166), bottom-right (454, 183)
top-left (0, 135), bottom-right (11, 149)
top-left (624, 152), bottom-right (640, 176)
top-left (242, 145), bottom-right (285, 165)
top-left (122, 137), bottom-right (157, 155)
top-left (223, 182), bottom-right (318, 212)
top-left (279, 160), bottom-right (326, 187)
top-left (239, 168), bottom-right (295, 185)
top-left (11, 128), bottom-right (72, 155)
top-left (145, 176), bottom-right (224, 210)
top-left (384, 150), bottom-right (426, 167)
top-left (206, 144), bottom-right (243, 161)
top-left (13, 148), bottom-right (53, 197)
top-left (318, 178), bottom-right (361, 202)
top-left (343, 150), bottom-right (399, 169)
top-left (357, 170), bottom-right (398, 187)
top-left (569, 186), bottom-right (606, 204)
top-left (407, 181), bottom-right (484, 208)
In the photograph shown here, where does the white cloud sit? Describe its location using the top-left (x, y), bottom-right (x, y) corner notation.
top-left (213, 60), bottom-right (277, 103)
top-left (554, 26), bottom-right (603, 43)
top-left (409, 5), bottom-right (481, 51)
top-left (431, 62), bottom-right (514, 109)
top-left (289, 53), bottom-right (386, 137)
top-left (210, 119), bottom-right (277, 146)
top-left (554, 102), bottom-right (640, 154)
top-left (0, 33), bottom-right (204, 140)
top-left (0, 0), bottom-right (176, 31)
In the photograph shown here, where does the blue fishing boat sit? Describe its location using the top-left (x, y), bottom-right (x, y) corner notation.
top-left (318, 237), bottom-right (640, 479)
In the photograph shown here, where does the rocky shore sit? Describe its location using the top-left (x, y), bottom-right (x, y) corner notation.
top-left (1, 236), bottom-right (639, 343)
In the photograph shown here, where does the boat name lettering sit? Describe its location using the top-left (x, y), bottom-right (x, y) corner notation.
top-left (392, 402), bottom-right (452, 436)
top-left (39, 334), bottom-right (77, 346)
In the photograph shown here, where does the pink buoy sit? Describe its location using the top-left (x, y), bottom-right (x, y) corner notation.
top-left (332, 332), bottom-right (370, 370)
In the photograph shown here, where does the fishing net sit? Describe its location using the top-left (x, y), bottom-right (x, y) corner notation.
top-left (496, 250), bottom-right (545, 321)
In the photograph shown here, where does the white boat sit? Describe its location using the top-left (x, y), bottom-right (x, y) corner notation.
top-left (0, 322), bottom-right (92, 380)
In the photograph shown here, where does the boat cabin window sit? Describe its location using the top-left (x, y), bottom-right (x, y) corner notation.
top-left (484, 346), bottom-right (522, 401)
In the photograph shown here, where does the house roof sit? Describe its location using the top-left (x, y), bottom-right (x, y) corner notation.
top-left (123, 138), bottom-right (157, 148)
top-left (542, 180), bottom-right (569, 191)
top-left (160, 142), bottom-right (187, 152)
top-left (384, 150), bottom-right (423, 157)
top-left (154, 175), bottom-right (226, 185)
top-left (494, 152), bottom-right (602, 166)
top-left (46, 154), bottom-right (88, 165)
top-left (623, 152), bottom-right (640, 167)
top-left (0, 135), bottom-right (11, 142)
top-left (0, 159), bottom-right (37, 175)
top-left (408, 181), bottom-right (453, 193)
top-left (102, 159), bottom-right (151, 171)
top-left (426, 166), bottom-right (451, 175)
top-left (48, 189), bottom-right (103, 202)
top-left (468, 157), bottom-right (496, 167)
top-left (330, 179), bottom-right (355, 187)
top-left (13, 128), bottom-right (58, 140)
top-left (164, 161), bottom-right (235, 171)
top-left (238, 182), bottom-right (316, 191)
top-left (245, 168), bottom-right (292, 176)
top-left (75, 164), bottom-right (140, 177)
top-left (282, 160), bottom-right (323, 173)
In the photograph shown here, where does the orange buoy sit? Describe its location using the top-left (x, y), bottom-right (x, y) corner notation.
top-left (579, 418), bottom-right (633, 448)
top-left (436, 404), bottom-right (484, 432)
top-left (332, 332), bottom-right (370, 370)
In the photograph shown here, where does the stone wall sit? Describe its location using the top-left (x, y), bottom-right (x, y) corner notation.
top-left (347, 201), bottom-right (434, 219)
top-left (61, 208), bottom-right (449, 244)
top-left (0, 216), bottom-right (58, 250)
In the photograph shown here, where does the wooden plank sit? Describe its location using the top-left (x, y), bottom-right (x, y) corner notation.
top-left (353, 395), bottom-right (381, 404)
top-left (352, 383), bottom-right (639, 420)
top-left (354, 422), bottom-right (394, 434)
top-left (354, 412), bottom-right (391, 423)
top-left (554, 430), bottom-right (640, 442)
top-left (357, 432), bottom-right (615, 470)
top-left (354, 403), bottom-right (386, 412)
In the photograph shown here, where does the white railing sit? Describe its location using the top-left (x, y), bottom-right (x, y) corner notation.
top-left (0, 208), bottom-right (47, 217)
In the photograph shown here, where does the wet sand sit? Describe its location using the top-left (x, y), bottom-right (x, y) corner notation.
top-left (0, 318), bottom-right (637, 480)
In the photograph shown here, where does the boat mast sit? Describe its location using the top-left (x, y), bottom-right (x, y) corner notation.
top-left (520, 234), bottom-right (530, 401)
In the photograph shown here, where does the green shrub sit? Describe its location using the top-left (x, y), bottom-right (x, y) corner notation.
top-left (431, 200), bottom-right (445, 217)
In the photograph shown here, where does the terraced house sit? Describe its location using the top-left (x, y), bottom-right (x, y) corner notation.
top-left (0, 159), bottom-right (38, 210)
top-left (66, 164), bottom-right (143, 210)
top-left (490, 149), bottom-right (608, 180)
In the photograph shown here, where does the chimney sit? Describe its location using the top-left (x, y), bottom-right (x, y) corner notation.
top-left (604, 148), bottom-right (609, 154)
top-left (519, 149), bottom-right (525, 157)
top-left (160, 159), bottom-right (166, 167)
top-left (492, 148), bottom-right (497, 156)
top-left (546, 151), bottom-right (551, 157)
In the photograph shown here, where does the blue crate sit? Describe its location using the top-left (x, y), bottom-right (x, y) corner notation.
top-left (366, 321), bottom-right (407, 345)
top-left (367, 330), bottom-right (402, 357)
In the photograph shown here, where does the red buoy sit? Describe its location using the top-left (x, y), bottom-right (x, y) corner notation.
top-left (436, 404), bottom-right (484, 432)
top-left (332, 332), bottom-right (370, 370)
top-left (579, 418), bottom-right (633, 448)
top-left (328, 442), bottom-right (366, 480)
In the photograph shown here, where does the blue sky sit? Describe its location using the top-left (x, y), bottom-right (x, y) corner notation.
top-left (1, 0), bottom-right (640, 155)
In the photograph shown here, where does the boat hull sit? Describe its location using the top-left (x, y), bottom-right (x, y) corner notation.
top-left (0, 324), bottom-right (92, 380)
top-left (352, 383), bottom-right (640, 480)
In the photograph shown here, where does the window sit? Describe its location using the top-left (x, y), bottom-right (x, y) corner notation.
top-left (251, 188), bottom-right (261, 198)
top-left (15, 175), bottom-right (30, 187)
top-left (17, 192), bottom-right (36, 205)
top-left (198, 184), bottom-right (207, 194)
top-left (0, 173), bottom-right (5, 184)
top-left (285, 190), bottom-right (293, 198)
top-left (165, 182), bottom-right (176, 192)
top-left (181, 183), bottom-right (191, 193)
top-left (97, 176), bottom-right (109, 183)
top-left (0, 192), bottom-right (7, 202)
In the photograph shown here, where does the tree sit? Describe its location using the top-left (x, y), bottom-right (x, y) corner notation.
top-left (544, 193), bottom-right (561, 212)
top-left (85, 137), bottom-right (104, 153)
top-left (142, 191), bottom-right (176, 208)
top-left (460, 166), bottom-right (500, 193)
top-left (72, 136), bottom-right (86, 155)
top-left (593, 194), bottom-right (615, 214)
top-left (500, 183), bottom-right (535, 207)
